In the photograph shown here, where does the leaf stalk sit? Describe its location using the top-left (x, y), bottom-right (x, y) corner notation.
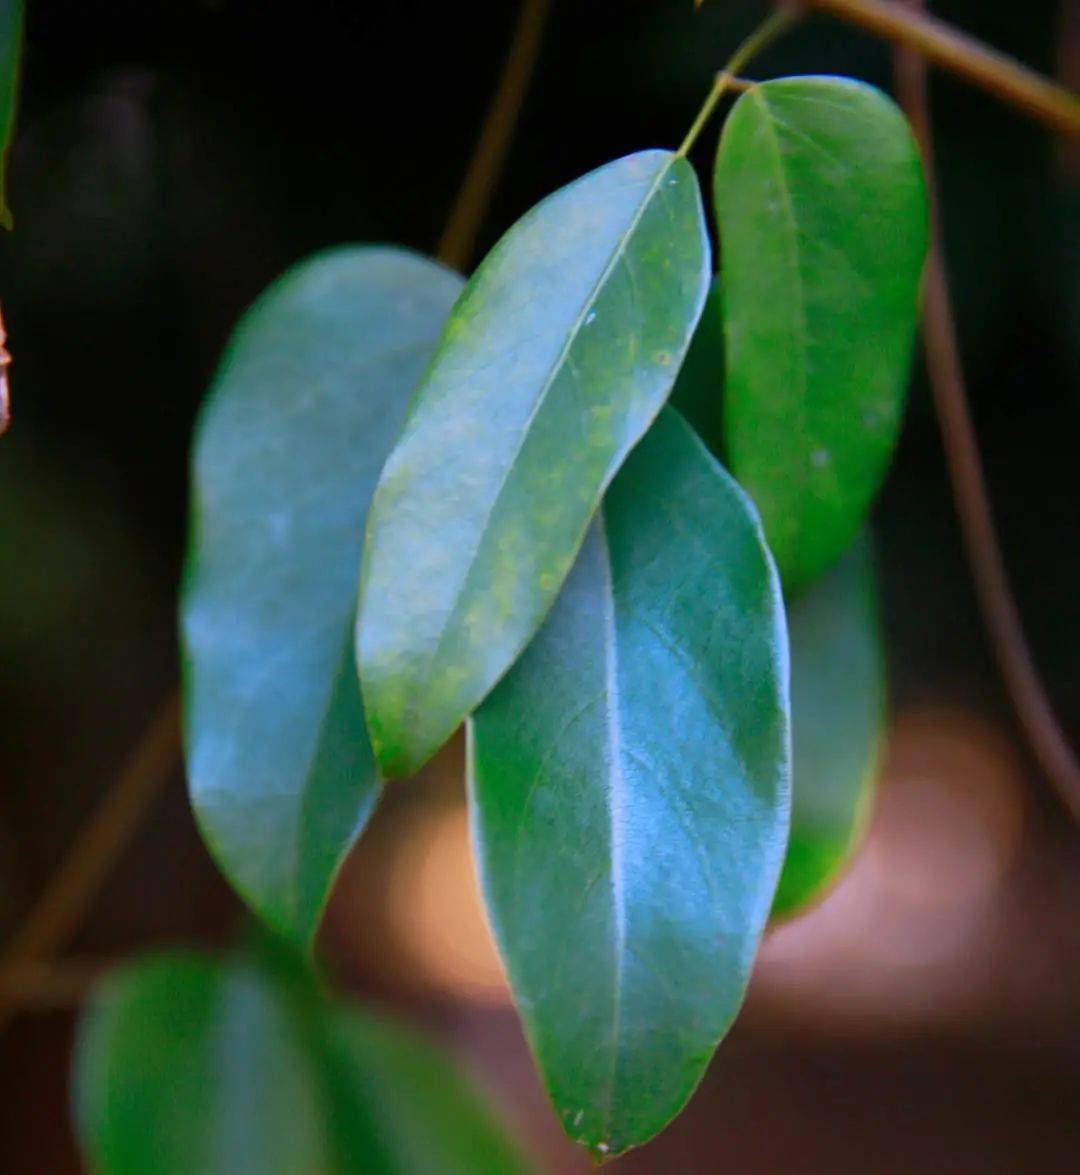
top-left (678, 8), bottom-right (799, 156)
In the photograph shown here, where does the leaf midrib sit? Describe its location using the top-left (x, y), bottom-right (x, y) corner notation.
top-left (411, 155), bottom-right (681, 724)
top-left (596, 509), bottom-right (627, 1147)
top-left (750, 89), bottom-right (812, 573)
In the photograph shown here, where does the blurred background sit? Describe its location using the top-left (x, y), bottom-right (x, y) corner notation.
top-left (1, 1), bottom-right (1078, 1170)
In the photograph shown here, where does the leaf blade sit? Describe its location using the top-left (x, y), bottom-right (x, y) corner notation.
top-left (182, 247), bottom-right (462, 947)
top-left (715, 76), bottom-right (927, 588)
top-left (73, 951), bottom-right (527, 1175)
top-left (359, 151), bottom-right (711, 778)
top-left (469, 409), bottom-right (790, 1158)
top-left (773, 533), bottom-right (884, 917)
top-left (0, 0), bottom-right (21, 228)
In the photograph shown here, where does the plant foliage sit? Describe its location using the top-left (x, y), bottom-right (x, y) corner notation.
top-left (90, 65), bottom-right (927, 1168)
top-left (74, 945), bottom-right (526, 1174)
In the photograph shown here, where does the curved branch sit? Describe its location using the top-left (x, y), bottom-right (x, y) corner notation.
top-left (0, 959), bottom-right (106, 1007)
top-left (0, 692), bottom-right (181, 1031)
top-left (814, 0), bottom-right (1080, 136)
top-left (893, 6), bottom-right (1080, 821)
top-left (435, 0), bottom-right (554, 270)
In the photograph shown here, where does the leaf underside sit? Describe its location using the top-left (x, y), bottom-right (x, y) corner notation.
top-left (182, 246), bottom-right (462, 947)
top-left (470, 408), bottom-right (790, 1159)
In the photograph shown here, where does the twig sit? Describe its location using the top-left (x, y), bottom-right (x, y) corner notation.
top-left (435, 0), bottom-right (554, 270)
top-left (678, 8), bottom-right (799, 156)
top-left (0, 959), bottom-right (108, 1007)
top-left (893, 5), bottom-right (1080, 821)
top-left (0, 692), bottom-right (181, 1031)
top-left (811, 0), bottom-right (1080, 136)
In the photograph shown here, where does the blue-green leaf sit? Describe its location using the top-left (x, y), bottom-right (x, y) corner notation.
top-left (358, 151), bottom-right (711, 778)
top-left (469, 409), bottom-right (790, 1159)
top-left (715, 76), bottom-right (927, 589)
top-left (182, 247), bottom-right (462, 947)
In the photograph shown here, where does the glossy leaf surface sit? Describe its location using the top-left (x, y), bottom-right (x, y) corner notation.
top-left (469, 409), bottom-right (790, 1158)
top-left (715, 76), bottom-right (927, 588)
top-left (74, 951), bottom-right (525, 1174)
top-left (0, 0), bottom-right (22, 227)
top-left (773, 535), bottom-right (884, 917)
top-left (182, 247), bottom-right (462, 946)
top-left (359, 151), bottom-right (711, 778)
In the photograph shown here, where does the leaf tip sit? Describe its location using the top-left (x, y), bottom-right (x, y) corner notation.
top-left (587, 1138), bottom-right (626, 1166)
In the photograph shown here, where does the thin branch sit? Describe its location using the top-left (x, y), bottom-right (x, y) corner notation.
top-left (893, 5), bottom-right (1080, 821)
top-left (810, 0), bottom-right (1080, 137)
top-left (0, 692), bottom-right (181, 1031)
top-left (0, 959), bottom-right (107, 1008)
top-left (435, 0), bottom-right (554, 270)
top-left (678, 8), bottom-right (799, 156)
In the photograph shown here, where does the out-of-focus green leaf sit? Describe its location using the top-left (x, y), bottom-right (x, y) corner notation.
top-left (182, 247), bottom-right (462, 947)
top-left (773, 534), bottom-right (884, 918)
top-left (715, 76), bottom-right (927, 589)
top-left (0, 0), bottom-right (22, 228)
top-left (469, 409), bottom-right (789, 1160)
top-left (358, 151), bottom-right (711, 779)
top-left (669, 275), bottom-right (724, 454)
top-left (73, 950), bottom-right (527, 1175)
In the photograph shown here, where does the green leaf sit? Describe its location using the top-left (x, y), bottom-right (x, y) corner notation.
top-left (773, 534), bottom-right (884, 918)
top-left (358, 151), bottom-right (711, 779)
top-left (73, 950), bottom-right (527, 1175)
top-left (182, 247), bottom-right (462, 947)
top-left (469, 409), bottom-right (790, 1159)
top-left (715, 76), bottom-right (927, 589)
top-left (669, 275), bottom-right (725, 454)
top-left (0, 0), bottom-right (21, 228)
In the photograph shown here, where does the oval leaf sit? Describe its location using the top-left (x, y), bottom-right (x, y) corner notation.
top-left (715, 76), bottom-right (927, 589)
top-left (358, 151), bottom-right (711, 778)
top-left (73, 951), bottom-right (526, 1174)
top-left (0, 0), bottom-right (21, 228)
top-left (182, 247), bottom-right (462, 947)
top-left (773, 534), bottom-right (884, 917)
top-left (469, 409), bottom-right (790, 1159)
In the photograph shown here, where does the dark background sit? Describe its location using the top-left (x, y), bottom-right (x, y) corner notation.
top-left (1, 1), bottom-right (1078, 1170)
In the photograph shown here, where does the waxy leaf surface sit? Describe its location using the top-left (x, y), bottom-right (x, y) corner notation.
top-left (773, 535), bottom-right (884, 917)
top-left (182, 247), bottom-right (462, 946)
top-left (359, 151), bottom-right (711, 778)
top-left (469, 409), bottom-right (790, 1158)
top-left (74, 950), bottom-right (525, 1174)
top-left (0, 0), bottom-right (22, 226)
top-left (715, 76), bottom-right (927, 588)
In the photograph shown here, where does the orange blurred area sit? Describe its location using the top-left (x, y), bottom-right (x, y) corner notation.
top-left (755, 706), bottom-right (1030, 1028)
top-left (323, 704), bottom-right (1067, 1038)
top-left (312, 702), bottom-right (1080, 1170)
